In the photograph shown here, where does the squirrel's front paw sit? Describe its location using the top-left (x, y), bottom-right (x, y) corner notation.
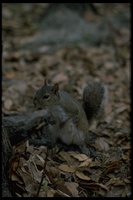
top-left (49, 119), bottom-right (56, 125)
top-left (45, 116), bottom-right (56, 125)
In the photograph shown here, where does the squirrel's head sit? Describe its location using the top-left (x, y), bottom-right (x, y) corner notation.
top-left (33, 79), bottom-right (60, 109)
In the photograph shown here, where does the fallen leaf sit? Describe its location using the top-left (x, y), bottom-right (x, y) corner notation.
top-left (46, 166), bottom-right (60, 181)
top-left (69, 152), bottom-right (89, 161)
top-left (64, 182), bottom-right (79, 197)
top-left (58, 164), bottom-right (76, 173)
top-left (53, 73), bottom-right (68, 83)
top-left (28, 160), bottom-right (42, 182)
top-left (115, 105), bottom-right (129, 115)
top-left (113, 181), bottom-right (125, 186)
top-left (59, 151), bottom-right (76, 164)
top-left (114, 188), bottom-right (124, 196)
top-left (17, 167), bottom-right (33, 189)
top-left (56, 182), bottom-right (72, 196)
top-left (34, 154), bottom-right (45, 168)
top-left (25, 182), bottom-right (39, 195)
top-left (94, 137), bottom-right (110, 151)
top-left (4, 99), bottom-right (13, 110)
top-left (90, 170), bottom-right (102, 182)
top-left (5, 71), bottom-right (16, 79)
top-left (94, 183), bottom-right (109, 191)
top-left (78, 158), bottom-right (92, 168)
top-left (47, 188), bottom-right (56, 197)
top-left (75, 171), bottom-right (90, 181)
top-left (13, 140), bottom-right (29, 154)
top-left (11, 172), bottom-right (22, 182)
top-left (12, 161), bottom-right (19, 172)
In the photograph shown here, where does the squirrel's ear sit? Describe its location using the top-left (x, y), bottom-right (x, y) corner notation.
top-left (52, 83), bottom-right (59, 94)
top-left (44, 78), bottom-right (49, 86)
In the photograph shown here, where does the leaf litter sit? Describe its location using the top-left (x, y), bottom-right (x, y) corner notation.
top-left (3, 3), bottom-right (131, 197)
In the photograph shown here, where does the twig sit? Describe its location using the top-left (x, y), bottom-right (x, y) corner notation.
top-left (36, 149), bottom-right (48, 197)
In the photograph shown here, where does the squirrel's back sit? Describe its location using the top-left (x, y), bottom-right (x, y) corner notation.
top-left (59, 90), bottom-right (86, 117)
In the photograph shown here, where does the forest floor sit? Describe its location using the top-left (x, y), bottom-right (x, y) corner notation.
top-left (2, 3), bottom-right (131, 197)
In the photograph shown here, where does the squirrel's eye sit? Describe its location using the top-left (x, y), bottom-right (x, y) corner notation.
top-left (43, 94), bottom-right (49, 100)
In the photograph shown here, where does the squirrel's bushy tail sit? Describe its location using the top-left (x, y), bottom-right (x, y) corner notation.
top-left (83, 80), bottom-right (107, 123)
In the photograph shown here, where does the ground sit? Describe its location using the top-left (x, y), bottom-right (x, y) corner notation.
top-left (2, 3), bottom-right (131, 197)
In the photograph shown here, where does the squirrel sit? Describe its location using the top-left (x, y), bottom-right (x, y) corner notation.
top-left (33, 79), bottom-right (107, 155)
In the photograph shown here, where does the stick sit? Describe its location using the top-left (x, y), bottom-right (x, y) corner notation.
top-left (36, 149), bottom-right (48, 197)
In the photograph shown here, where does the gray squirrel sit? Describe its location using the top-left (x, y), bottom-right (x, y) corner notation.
top-left (33, 79), bottom-right (107, 154)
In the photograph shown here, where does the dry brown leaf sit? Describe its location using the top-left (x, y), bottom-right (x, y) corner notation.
top-left (52, 73), bottom-right (68, 83)
top-left (5, 71), bottom-right (16, 79)
top-left (26, 144), bottom-right (35, 154)
top-left (28, 160), bottom-right (42, 183)
top-left (15, 193), bottom-right (22, 197)
top-left (75, 171), bottom-right (90, 181)
top-left (48, 166), bottom-right (60, 178)
top-left (69, 151), bottom-right (89, 161)
top-left (121, 145), bottom-right (131, 150)
top-left (25, 182), bottom-right (39, 195)
top-left (12, 161), bottom-right (19, 171)
top-left (115, 105), bottom-right (129, 115)
top-left (33, 154), bottom-right (45, 168)
top-left (105, 178), bottom-right (116, 187)
top-left (48, 146), bottom-right (60, 156)
top-left (102, 165), bottom-right (120, 177)
top-left (114, 188), bottom-right (124, 196)
top-left (86, 182), bottom-right (109, 191)
top-left (90, 170), bottom-right (102, 182)
top-left (9, 159), bottom-right (19, 179)
top-left (17, 167), bottom-right (32, 186)
top-left (59, 151), bottom-right (76, 164)
top-left (113, 181), bottom-right (125, 186)
top-left (18, 157), bottom-right (27, 167)
top-left (78, 158), bottom-right (92, 168)
top-left (59, 151), bottom-right (84, 167)
top-left (94, 183), bottom-right (109, 191)
top-left (98, 188), bottom-right (106, 196)
top-left (123, 178), bottom-right (131, 184)
top-left (94, 137), bottom-right (110, 151)
top-left (64, 182), bottom-right (79, 197)
top-left (122, 154), bottom-right (129, 161)
top-left (11, 172), bottom-right (22, 182)
top-left (21, 164), bottom-right (30, 174)
top-left (47, 188), bottom-right (56, 197)
top-left (58, 164), bottom-right (76, 173)
top-left (56, 189), bottom-right (71, 197)
top-left (46, 166), bottom-right (60, 183)
top-left (4, 99), bottom-right (13, 110)
top-left (13, 140), bottom-right (29, 154)
top-left (56, 181), bottom-right (72, 196)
